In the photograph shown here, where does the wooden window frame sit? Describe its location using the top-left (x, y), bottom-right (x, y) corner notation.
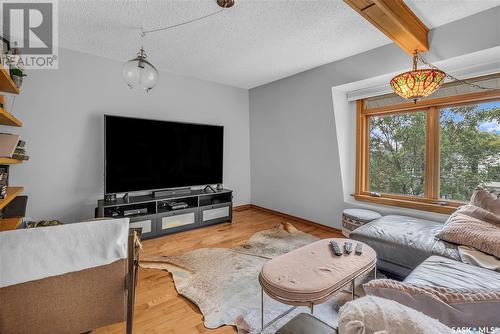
top-left (354, 90), bottom-right (500, 214)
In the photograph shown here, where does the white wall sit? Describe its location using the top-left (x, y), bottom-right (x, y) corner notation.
top-left (4, 48), bottom-right (250, 222)
top-left (249, 7), bottom-right (500, 228)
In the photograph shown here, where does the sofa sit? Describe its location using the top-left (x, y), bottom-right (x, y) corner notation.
top-left (276, 187), bottom-right (500, 333)
top-left (349, 215), bottom-right (460, 279)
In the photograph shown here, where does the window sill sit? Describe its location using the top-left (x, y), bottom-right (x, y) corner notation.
top-left (352, 193), bottom-right (462, 215)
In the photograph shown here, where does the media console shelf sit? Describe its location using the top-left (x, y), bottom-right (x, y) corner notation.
top-left (96, 189), bottom-right (233, 239)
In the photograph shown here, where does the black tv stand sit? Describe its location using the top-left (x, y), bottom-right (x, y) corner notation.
top-left (97, 188), bottom-right (233, 239)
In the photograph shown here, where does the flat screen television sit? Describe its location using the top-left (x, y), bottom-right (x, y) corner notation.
top-left (105, 115), bottom-right (223, 194)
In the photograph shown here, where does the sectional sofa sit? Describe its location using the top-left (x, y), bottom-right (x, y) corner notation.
top-left (276, 187), bottom-right (500, 333)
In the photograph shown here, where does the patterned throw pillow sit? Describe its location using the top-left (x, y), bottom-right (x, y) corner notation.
top-left (470, 187), bottom-right (500, 216)
top-left (436, 210), bottom-right (500, 258)
top-left (364, 279), bottom-right (500, 327)
top-left (452, 204), bottom-right (500, 225)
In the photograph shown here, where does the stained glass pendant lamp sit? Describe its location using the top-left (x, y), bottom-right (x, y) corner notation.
top-left (390, 50), bottom-right (445, 103)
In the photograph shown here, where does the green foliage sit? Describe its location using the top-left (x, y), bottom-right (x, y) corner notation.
top-left (369, 104), bottom-right (500, 201)
top-left (369, 112), bottom-right (426, 196)
top-left (439, 105), bottom-right (499, 201)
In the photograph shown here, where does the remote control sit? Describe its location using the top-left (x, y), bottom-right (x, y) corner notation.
top-left (355, 243), bottom-right (363, 255)
top-left (344, 242), bottom-right (353, 254)
top-left (330, 241), bottom-right (343, 256)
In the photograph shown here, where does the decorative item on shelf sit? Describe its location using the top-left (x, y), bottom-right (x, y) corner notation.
top-left (104, 193), bottom-right (117, 202)
top-left (9, 68), bottom-right (26, 88)
top-left (0, 95), bottom-right (5, 109)
top-left (26, 219), bottom-right (63, 228)
top-left (12, 139), bottom-right (29, 161)
top-left (122, 0), bottom-right (235, 91)
top-left (0, 37), bottom-right (10, 70)
top-left (0, 166), bottom-right (8, 200)
top-left (390, 50), bottom-right (445, 103)
top-left (7, 43), bottom-right (26, 88)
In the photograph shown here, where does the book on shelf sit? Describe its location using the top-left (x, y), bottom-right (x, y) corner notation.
top-left (0, 184), bottom-right (7, 199)
top-left (12, 140), bottom-right (28, 160)
top-left (12, 153), bottom-right (29, 161)
top-left (0, 166), bottom-right (8, 184)
top-left (0, 133), bottom-right (20, 158)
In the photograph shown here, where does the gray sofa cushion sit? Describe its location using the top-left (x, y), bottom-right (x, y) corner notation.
top-left (404, 255), bottom-right (500, 289)
top-left (350, 215), bottom-right (460, 278)
top-left (400, 256), bottom-right (500, 327)
top-left (275, 313), bottom-right (337, 334)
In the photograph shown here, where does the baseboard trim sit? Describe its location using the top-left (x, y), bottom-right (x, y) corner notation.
top-left (249, 205), bottom-right (342, 234)
top-left (233, 204), bottom-right (252, 212)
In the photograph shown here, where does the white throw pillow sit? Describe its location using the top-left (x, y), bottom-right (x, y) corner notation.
top-left (363, 279), bottom-right (500, 328)
top-left (338, 295), bottom-right (452, 334)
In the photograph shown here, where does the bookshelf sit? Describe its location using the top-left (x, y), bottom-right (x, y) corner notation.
top-left (0, 157), bottom-right (22, 164)
top-left (0, 66), bottom-right (20, 94)
top-left (0, 217), bottom-right (22, 231)
top-left (0, 108), bottom-right (22, 127)
top-left (0, 63), bottom-right (24, 231)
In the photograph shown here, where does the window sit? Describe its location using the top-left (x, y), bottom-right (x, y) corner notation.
top-left (369, 112), bottom-right (426, 197)
top-left (440, 102), bottom-right (500, 201)
top-left (355, 90), bottom-right (500, 214)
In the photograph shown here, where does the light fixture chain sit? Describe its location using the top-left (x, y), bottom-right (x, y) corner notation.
top-left (418, 54), bottom-right (498, 91)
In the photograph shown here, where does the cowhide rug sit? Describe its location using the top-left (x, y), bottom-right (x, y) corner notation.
top-left (140, 223), bottom-right (377, 334)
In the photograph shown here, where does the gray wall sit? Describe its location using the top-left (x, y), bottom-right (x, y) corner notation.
top-left (249, 7), bottom-right (500, 228)
top-left (5, 48), bottom-right (250, 222)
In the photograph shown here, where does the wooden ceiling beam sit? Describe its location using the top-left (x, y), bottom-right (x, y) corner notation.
top-left (344, 0), bottom-right (429, 55)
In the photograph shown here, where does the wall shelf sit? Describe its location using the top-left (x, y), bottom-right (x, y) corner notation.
top-left (0, 108), bottom-right (22, 127)
top-left (0, 64), bottom-right (24, 232)
top-left (0, 217), bottom-right (23, 231)
top-left (0, 157), bottom-right (23, 164)
top-left (0, 186), bottom-right (24, 210)
top-left (0, 66), bottom-right (20, 94)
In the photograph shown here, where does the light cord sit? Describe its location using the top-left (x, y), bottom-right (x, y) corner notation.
top-left (418, 54), bottom-right (498, 91)
top-left (141, 9), bottom-right (224, 35)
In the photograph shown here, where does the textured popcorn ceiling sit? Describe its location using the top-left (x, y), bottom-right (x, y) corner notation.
top-left (57, 0), bottom-right (500, 89)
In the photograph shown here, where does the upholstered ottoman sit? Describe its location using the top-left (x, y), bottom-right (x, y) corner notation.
top-left (342, 209), bottom-right (382, 237)
top-left (259, 238), bottom-right (376, 331)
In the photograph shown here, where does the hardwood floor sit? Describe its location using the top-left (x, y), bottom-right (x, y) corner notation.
top-left (96, 207), bottom-right (342, 334)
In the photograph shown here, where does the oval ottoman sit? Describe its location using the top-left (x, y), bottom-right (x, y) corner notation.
top-left (259, 238), bottom-right (376, 330)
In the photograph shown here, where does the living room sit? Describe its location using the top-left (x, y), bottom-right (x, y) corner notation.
top-left (0, 0), bottom-right (499, 333)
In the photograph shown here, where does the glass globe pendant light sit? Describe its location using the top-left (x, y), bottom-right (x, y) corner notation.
top-left (122, 46), bottom-right (159, 92)
top-left (122, 1), bottom-right (237, 92)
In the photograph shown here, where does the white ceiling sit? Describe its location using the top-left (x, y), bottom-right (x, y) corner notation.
top-left (57, 0), bottom-right (500, 89)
